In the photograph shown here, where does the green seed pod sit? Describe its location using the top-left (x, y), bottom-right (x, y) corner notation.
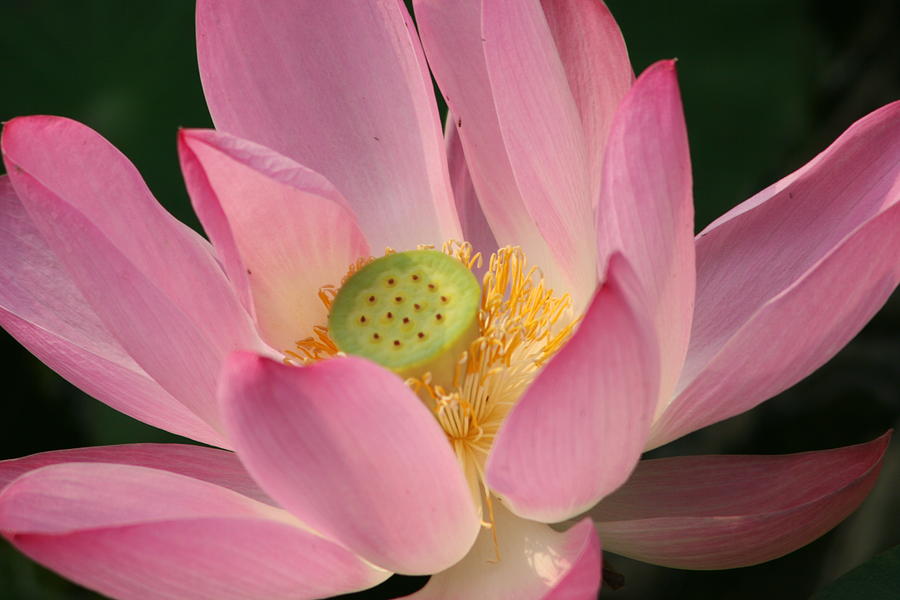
top-left (328, 250), bottom-right (481, 381)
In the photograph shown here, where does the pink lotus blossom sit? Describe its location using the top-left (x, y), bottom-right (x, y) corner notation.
top-left (1, 1), bottom-right (897, 598)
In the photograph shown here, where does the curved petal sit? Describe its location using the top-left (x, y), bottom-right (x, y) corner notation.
top-left (591, 433), bottom-right (890, 569)
top-left (2, 116), bottom-right (264, 433)
top-left (597, 60), bottom-right (695, 407)
top-left (0, 176), bottom-right (225, 447)
top-left (662, 102), bottom-right (900, 443)
top-left (178, 129), bottom-right (370, 351)
top-left (404, 504), bottom-right (601, 600)
top-left (445, 114), bottom-right (498, 261)
top-left (197, 0), bottom-right (460, 251)
top-left (0, 462), bottom-right (388, 600)
top-left (651, 200), bottom-right (900, 447)
top-left (481, 0), bottom-right (595, 304)
top-left (486, 254), bottom-right (659, 523)
top-left (541, 0), bottom-right (634, 206)
top-left (0, 444), bottom-right (272, 505)
top-left (414, 0), bottom-right (594, 307)
top-left (219, 353), bottom-right (480, 575)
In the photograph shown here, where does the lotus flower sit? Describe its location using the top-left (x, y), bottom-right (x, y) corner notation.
top-left (1, 1), bottom-right (897, 599)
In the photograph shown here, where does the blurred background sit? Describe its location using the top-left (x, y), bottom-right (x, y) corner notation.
top-left (0, 0), bottom-right (898, 598)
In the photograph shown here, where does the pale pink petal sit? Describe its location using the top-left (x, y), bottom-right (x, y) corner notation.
top-left (414, 0), bottom-right (590, 305)
top-left (179, 129), bottom-right (370, 352)
top-left (2, 116), bottom-right (266, 433)
top-left (0, 177), bottom-right (225, 447)
top-left (486, 255), bottom-right (659, 523)
top-left (542, 0), bottom-right (634, 206)
top-left (445, 113), bottom-right (498, 261)
top-left (651, 200), bottom-right (900, 447)
top-left (0, 462), bottom-right (388, 600)
top-left (481, 0), bottom-right (596, 307)
top-left (658, 102), bottom-right (900, 444)
top-left (592, 433), bottom-right (890, 569)
top-left (196, 0), bottom-right (460, 251)
top-left (597, 60), bottom-right (695, 405)
top-left (220, 353), bottom-right (480, 575)
top-left (0, 444), bottom-right (272, 504)
top-left (404, 504), bottom-right (601, 600)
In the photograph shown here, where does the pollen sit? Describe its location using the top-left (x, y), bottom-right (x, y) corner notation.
top-left (284, 241), bottom-right (578, 538)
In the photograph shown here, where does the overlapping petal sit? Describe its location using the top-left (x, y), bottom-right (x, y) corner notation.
top-left (597, 60), bottom-right (695, 406)
top-left (405, 504), bottom-right (600, 600)
top-left (592, 433), bottom-right (890, 569)
top-left (0, 444), bottom-right (272, 504)
top-left (0, 177), bottom-right (225, 447)
top-left (541, 0), bottom-right (633, 206)
top-left (416, 0), bottom-right (623, 306)
top-left (653, 201), bottom-right (900, 447)
top-left (178, 129), bottom-right (370, 351)
top-left (197, 0), bottom-right (459, 251)
top-left (2, 116), bottom-right (264, 433)
top-left (486, 254), bottom-right (659, 523)
top-left (651, 102), bottom-right (900, 446)
top-left (219, 353), bottom-right (481, 575)
top-left (445, 115), bottom-right (498, 261)
top-left (0, 460), bottom-right (388, 600)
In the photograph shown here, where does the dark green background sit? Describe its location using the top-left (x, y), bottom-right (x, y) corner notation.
top-left (1, 1), bottom-right (898, 598)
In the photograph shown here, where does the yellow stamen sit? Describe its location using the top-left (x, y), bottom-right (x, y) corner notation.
top-left (284, 240), bottom-right (579, 553)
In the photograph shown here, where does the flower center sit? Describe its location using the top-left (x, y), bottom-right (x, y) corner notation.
top-left (285, 242), bottom-right (578, 520)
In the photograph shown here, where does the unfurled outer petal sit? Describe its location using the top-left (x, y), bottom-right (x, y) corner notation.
top-left (0, 444), bottom-right (272, 504)
top-left (0, 176), bottom-right (226, 447)
top-left (415, 0), bottom-right (597, 308)
top-left (197, 0), bottom-right (460, 251)
top-left (486, 254), bottom-right (659, 523)
top-left (445, 114), bottom-right (498, 261)
top-left (541, 0), bottom-right (633, 206)
top-left (220, 353), bottom-right (480, 575)
top-left (0, 462), bottom-right (388, 600)
top-left (404, 503), bottom-right (601, 600)
top-left (592, 433), bottom-right (890, 569)
top-left (179, 129), bottom-right (369, 351)
top-left (1, 116), bottom-right (263, 434)
top-left (653, 199), bottom-right (900, 447)
top-left (596, 60), bottom-right (695, 407)
top-left (653, 102), bottom-right (900, 446)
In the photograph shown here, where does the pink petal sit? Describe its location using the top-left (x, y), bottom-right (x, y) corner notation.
top-left (0, 444), bottom-right (272, 505)
top-left (596, 60), bottom-right (695, 405)
top-left (414, 0), bottom-right (593, 306)
top-left (2, 116), bottom-right (264, 433)
top-left (0, 176), bottom-right (225, 447)
top-left (0, 462), bottom-right (388, 600)
top-left (655, 101), bottom-right (900, 445)
top-left (196, 0), bottom-right (460, 251)
top-left (592, 432), bottom-right (890, 569)
top-left (541, 0), bottom-right (634, 207)
top-left (179, 129), bottom-right (370, 351)
top-left (486, 254), bottom-right (659, 523)
top-left (445, 114), bottom-right (498, 260)
top-left (651, 198), bottom-right (900, 447)
top-left (404, 504), bottom-right (601, 599)
top-left (220, 353), bottom-right (480, 575)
